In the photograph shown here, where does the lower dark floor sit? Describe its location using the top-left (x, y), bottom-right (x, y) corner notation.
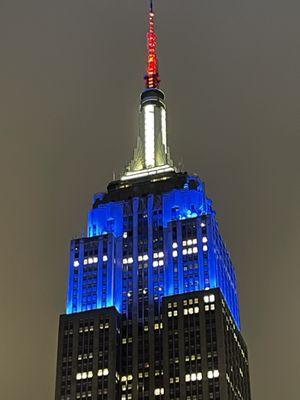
top-left (55, 288), bottom-right (251, 400)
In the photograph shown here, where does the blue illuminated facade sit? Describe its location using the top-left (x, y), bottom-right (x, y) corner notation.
top-left (66, 173), bottom-right (240, 328)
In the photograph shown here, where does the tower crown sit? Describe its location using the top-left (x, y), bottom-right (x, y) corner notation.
top-left (122, 1), bottom-right (175, 181)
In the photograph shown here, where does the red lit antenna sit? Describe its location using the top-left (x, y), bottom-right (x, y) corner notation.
top-left (145, 0), bottom-right (160, 89)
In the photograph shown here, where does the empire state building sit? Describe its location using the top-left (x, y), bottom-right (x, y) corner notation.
top-left (55, 3), bottom-right (251, 399)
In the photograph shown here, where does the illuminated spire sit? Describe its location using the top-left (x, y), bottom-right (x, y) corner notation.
top-left (145, 0), bottom-right (160, 89)
top-left (121, 0), bottom-right (175, 181)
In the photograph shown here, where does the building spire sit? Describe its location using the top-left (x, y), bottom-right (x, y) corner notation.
top-left (121, 1), bottom-right (175, 181)
top-left (145, 0), bottom-right (160, 89)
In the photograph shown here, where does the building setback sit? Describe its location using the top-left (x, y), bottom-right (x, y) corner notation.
top-left (55, 2), bottom-right (251, 400)
top-left (162, 289), bottom-right (250, 400)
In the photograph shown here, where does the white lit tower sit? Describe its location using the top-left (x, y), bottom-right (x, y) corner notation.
top-left (122, 0), bottom-right (174, 180)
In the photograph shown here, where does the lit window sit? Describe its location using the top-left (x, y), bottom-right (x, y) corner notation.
top-left (153, 261), bottom-right (159, 267)
top-left (76, 373), bottom-right (82, 380)
top-left (159, 260), bottom-right (164, 266)
top-left (197, 372), bottom-right (202, 381)
top-left (103, 255), bottom-right (108, 262)
top-left (207, 370), bottom-right (219, 379)
top-left (93, 257), bottom-right (98, 263)
top-left (191, 373), bottom-right (197, 381)
top-left (182, 240), bottom-right (187, 246)
top-left (123, 232), bottom-right (128, 239)
top-left (88, 257), bottom-right (93, 264)
top-left (210, 294), bottom-right (215, 303)
top-left (172, 250), bottom-right (178, 257)
top-left (187, 239), bottom-right (193, 246)
top-left (153, 252), bottom-right (158, 259)
top-left (159, 251), bottom-right (164, 258)
top-left (202, 237), bottom-right (208, 243)
top-left (84, 259), bottom-right (88, 265)
top-left (203, 245), bottom-right (208, 252)
top-left (182, 249), bottom-right (188, 255)
top-left (138, 255), bottom-right (143, 262)
top-left (82, 372), bottom-right (87, 379)
top-left (73, 260), bottom-right (80, 267)
top-left (172, 242), bottom-right (178, 249)
top-left (88, 371), bottom-right (93, 378)
top-left (123, 258), bottom-right (128, 264)
top-left (128, 257), bottom-right (133, 264)
top-left (192, 247), bottom-right (198, 254)
top-left (143, 254), bottom-right (149, 261)
top-left (201, 222), bottom-right (206, 227)
top-left (193, 238), bottom-right (197, 245)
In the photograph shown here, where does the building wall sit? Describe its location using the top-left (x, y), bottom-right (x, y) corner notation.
top-left (162, 289), bottom-right (250, 400)
top-left (56, 289), bottom-right (250, 400)
top-left (67, 175), bottom-right (240, 328)
top-left (55, 308), bottom-right (121, 400)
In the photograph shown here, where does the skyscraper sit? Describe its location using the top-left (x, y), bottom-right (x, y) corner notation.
top-left (55, 3), bottom-right (251, 400)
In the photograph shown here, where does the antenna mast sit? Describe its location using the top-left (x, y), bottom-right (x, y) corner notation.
top-left (145, 0), bottom-right (160, 88)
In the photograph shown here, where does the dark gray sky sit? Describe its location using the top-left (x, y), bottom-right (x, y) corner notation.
top-left (0, 0), bottom-right (299, 398)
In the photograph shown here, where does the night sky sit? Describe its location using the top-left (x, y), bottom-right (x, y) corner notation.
top-left (1, 0), bottom-right (299, 399)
